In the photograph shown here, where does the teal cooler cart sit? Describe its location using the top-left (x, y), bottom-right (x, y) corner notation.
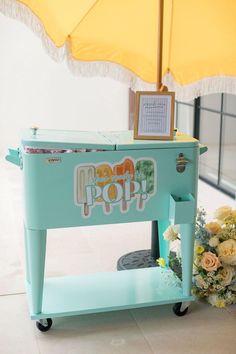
top-left (6, 129), bottom-right (207, 331)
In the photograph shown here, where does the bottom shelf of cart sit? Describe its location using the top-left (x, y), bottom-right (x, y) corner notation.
top-left (26, 267), bottom-right (194, 320)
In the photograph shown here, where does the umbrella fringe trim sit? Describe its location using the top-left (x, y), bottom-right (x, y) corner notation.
top-left (66, 50), bottom-right (156, 92)
top-left (163, 73), bottom-right (236, 102)
top-left (0, 0), bottom-right (66, 62)
top-left (65, 56), bottom-right (236, 101)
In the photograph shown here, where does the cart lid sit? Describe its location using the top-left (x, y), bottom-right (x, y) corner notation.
top-left (103, 131), bottom-right (199, 150)
top-left (21, 128), bottom-right (199, 151)
top-left (21, 129), bottom-right (116, 150)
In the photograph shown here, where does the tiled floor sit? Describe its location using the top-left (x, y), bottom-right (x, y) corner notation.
top-left (0, 155), bottom-right (236, 354)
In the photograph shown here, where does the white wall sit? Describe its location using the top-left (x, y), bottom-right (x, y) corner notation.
top-left (0, 13), bottom-right (129, 153)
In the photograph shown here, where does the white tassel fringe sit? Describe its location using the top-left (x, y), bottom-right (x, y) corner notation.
top-left (163, 73), bottom-right (236, 102)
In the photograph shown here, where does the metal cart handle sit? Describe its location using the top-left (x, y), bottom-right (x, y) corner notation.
top-left (5, 148), bottom-right (21, 167)
top-left (199, 144), bottom-right (208, 155)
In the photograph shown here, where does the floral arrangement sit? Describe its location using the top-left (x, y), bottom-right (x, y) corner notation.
top-left (193, 206), bottom-right (236, 308)
top-left (158, 206), bottom-right (236, 308)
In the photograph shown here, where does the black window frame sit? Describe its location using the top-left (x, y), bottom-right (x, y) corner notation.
top-left (176, 94), bottom-right (235, 199)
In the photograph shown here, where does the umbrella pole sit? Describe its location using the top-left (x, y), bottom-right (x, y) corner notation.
top-left (151, 0), bottom-right (165, 263)
top-left (119, 0), bottom-right (165, 270)
top-left (157, 0), bottom-right (165, 91)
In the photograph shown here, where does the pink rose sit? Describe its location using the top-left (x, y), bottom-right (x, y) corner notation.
top-left (200, 251), bottom-right (221, 272)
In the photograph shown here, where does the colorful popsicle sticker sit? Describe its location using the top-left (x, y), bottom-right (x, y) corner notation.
top-left (75, 157), bottom-right (156, 217)
top-left (76, 165), bottom-right (95, 216)
top-left (135, 160), bottom-right (155, 210)
top-left (113, 158), bottom-right (135, 212)
top-left (95, 164), bottom-right (114, 214)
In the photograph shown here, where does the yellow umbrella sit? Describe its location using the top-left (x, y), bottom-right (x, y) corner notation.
top-left (1, 0), bottom-right (236, 100)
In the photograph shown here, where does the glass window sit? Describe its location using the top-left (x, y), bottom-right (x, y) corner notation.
top-left (200, 93), bottom-right (221, 111)
top-left (199, 110), bottom-right (221, 183)
top-left (176, 103), bottom-right (194, 136)
top-left (223, 94), bottom-right (236, 116)
top-left (177, 94), bottom-right (235, 197)
top-left (220, 115), bottom-right (236, 195)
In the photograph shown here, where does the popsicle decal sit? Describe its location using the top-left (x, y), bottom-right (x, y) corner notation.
top-left (75, 158), bottom-right (156, 217)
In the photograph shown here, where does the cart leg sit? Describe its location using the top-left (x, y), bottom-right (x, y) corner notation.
top-left (24, 224), bottom-right (31, 284)
top-left (26, 228), bottom-right (47, 314)
top-left (180, 223), bottom-right (195, 296)
top-left (151, 221), bottom-right (160, 259)
top-left (158, 220), bottom-right (170, 266)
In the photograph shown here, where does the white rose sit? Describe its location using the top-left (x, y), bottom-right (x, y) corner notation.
top-left (214, 206), bottom-right (232, 222)
top-left (217, 239), bottom-right (236, 265)
top-left (218, 266), bottom-right (234, 286)
top-left (163, 225), bottom-right (180, 241)
top-left (209, 236), bottom-right (220, 247)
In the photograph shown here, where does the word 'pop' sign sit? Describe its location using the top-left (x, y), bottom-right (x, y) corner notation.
top-left (74, 157), bottom-right (156, 217)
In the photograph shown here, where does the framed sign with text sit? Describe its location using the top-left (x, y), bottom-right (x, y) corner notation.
top-left (134, 91), bottom-right (175, 140)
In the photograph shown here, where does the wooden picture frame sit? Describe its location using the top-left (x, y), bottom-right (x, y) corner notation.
top-left (134, 91), bottom-right (175, 140)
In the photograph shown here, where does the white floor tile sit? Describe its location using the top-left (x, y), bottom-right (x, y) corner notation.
top-left (35, 311), bottom-right (153, 354)
top-left (131, 301), bottom-right (236, 354)
top-left (0, 294), bottom-right (39, 354)
top-left (225, 303), bottom-right (236, 317)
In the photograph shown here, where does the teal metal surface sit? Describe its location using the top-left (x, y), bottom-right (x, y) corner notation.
top-left (26, 228), bottom-right (47, 314)
top-left (25, 268), bottom-right (194, 320)
top-left (22, 147), bottom-right (199, 229)
top-left (199, 144), bottom-right (208, 155)
top-left (180, 223), bottom-right (196, 296)
top-left (104, 130), bottom-right (199, 150)
top-left (6, 129), bottom-right (207, 323)
top-left (21, 129), bottom-right (199, 150)
top-left (169, 194), bottom-right (196, 224)
top-left (22, 129), bottom-right (115, 150)
top-left (5, 148), bottom-right (21, 166)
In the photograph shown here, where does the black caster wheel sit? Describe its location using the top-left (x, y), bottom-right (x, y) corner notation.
top-left (173, 302), bottom-right (189, 317)
top-left (36, 318), bottom-right (53, 332)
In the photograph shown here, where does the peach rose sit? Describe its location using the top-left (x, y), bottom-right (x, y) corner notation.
top-left (200, 251), bottom-right (221, 272)
top-left (217, 239), bottom-right (236, 265)
top-left (205, 222), bottom-right (221, 235)
top-left (214, 206), bottom-right (232, 222)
